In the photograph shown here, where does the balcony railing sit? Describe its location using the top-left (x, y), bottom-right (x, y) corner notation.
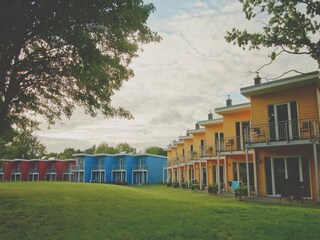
top-left (198, 145), bottom-right (216, 158)
top-left (28, 169), bottom-right (39, 174)
top-left (133, 165), bottom-right (148, 170)
top-left (112, 165), bottom-right (125, 170)
top-left (71, 165), bottom-right (84, 171)
top-left (248, 120), bottom-right (319, 145)
top-left (92, 164), bottom-right (105, 170)
top-left (11, 168), bottom-right (21, 174)
top-left (46, 168), bottom-right (56, 174)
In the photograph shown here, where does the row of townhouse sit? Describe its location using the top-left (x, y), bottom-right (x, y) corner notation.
top-left (0, 153), bottom-right (167, 185)
top-left (165, 71), bottom-right (320, 201)
top-left (0, 159), bottom-right (75, 182)
top-left (72, 153), bottom-right (167, 184)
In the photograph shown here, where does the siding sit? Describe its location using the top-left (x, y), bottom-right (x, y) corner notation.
top-left (223, 110), bottom-right (251, 138)
top-left (251, 84), bottom-right (319, 125)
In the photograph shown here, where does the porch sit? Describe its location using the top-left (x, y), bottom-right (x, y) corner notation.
top-left (45, 169), bottom-right (56, 181)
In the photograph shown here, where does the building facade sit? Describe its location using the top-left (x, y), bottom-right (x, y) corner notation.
top-left (165, 71), bottom-right (320, 201)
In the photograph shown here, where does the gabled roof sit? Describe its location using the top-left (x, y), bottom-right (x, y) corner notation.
top-left (241, 71), bottom-right (319, 97)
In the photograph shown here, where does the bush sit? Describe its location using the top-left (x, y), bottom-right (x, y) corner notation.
top-left (173, 181), bottom-right (179, 188)
top-left (166, 181), bottom-right (172, 187)
top-left (181, 182), bottom-right (187, 189)
top-left (208, 184), bottom-right (218, 195)
top-left (191, 184), bottom-right (200, 191)
top-left (235, 184), bottom-right (248, 200)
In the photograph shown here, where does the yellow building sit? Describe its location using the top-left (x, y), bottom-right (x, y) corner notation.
top-left (241, 71), bottom-right (320, 201)
top-left (165, 71), bottom-right (320, 202)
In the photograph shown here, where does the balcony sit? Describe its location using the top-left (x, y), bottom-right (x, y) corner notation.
top-left (248, 120), bottom-right (319, 146)
top-left (112, 165), bottom-right (125, 170)
top-left (11, 168), bottom-right (21, 174)
top-left (92, 164), bottom-right (105, 170)
top-left (28, 169), bottom-right (39, 174)
top-left (199, 145), bottom-right (216, 158)
top-left (46, 168), bottom-right (56, 174)
top-left (71, 165), bottom-right (84, 171)
top-left (133, 165), bottom-right (148, 170)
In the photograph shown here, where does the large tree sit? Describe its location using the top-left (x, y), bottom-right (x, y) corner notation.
top-left (0, 0), bottom-right (160, 137)
top-left (225, 0), bottom-right (320, 73)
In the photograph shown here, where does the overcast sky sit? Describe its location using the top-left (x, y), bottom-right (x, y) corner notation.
top-left (38, 0), bottom-right (317, 153)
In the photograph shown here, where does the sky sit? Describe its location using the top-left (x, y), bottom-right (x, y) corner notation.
top-left (38, 0), bottom-right (318, 153)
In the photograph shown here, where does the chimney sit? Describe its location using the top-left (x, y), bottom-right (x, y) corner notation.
top-left (195, 123), bottom-right (199, 129)
top-left (226, 95), bottom-right (232, 107)
top-left (254, 72), bottom-right (261, 85)
top-left (208, 110), bottom-right (213, 120)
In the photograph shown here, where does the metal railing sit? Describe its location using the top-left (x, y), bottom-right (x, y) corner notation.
top-left (92, 164), bottom-right (105, 170)
top-left (248, 119), bottom-right (319, 144)
top-left (28, 169), bottom-right (39, 174)
top-left (112, 165), bottom-right (125, 170)
top-left (133, 165), bottom-right (148, 170)
top-left (46, 168), bottom-right (56, 173)
top-left (71, 165), bottom-right (84, 171)
top-left (11, 168), bottom-right (21, 174)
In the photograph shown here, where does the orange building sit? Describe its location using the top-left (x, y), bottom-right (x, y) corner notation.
top-left (165, 71), bottom-right (320, 202)
top-left (241, 71), bottom-right (320, 201)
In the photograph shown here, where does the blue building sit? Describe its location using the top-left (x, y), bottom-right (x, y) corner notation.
top-left (73, 153), bottom-right (167, 185)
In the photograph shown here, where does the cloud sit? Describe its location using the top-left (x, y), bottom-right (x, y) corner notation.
top-left (38, 0), bottom-right (318, 152)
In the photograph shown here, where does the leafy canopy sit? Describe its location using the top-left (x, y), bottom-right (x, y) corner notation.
top-left (225, 0), bottom-right (320, 71)
top-left (0, 0), bottom-right (160, 136)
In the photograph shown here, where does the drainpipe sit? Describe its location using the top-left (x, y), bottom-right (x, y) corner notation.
top-left (246, 147), bottom-right (250, 197)
top-left (313, 143), bottom-right (319, 202)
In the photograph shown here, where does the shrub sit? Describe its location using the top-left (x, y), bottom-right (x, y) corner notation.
top-left (191, 184), bottom-right (200, 191)
top-left (235, 185), bottom-right (248, 200)
top-left (208, 184), bottom-right (218, 195)
top-left (181, 182), bottom-right (187, 189)
top-left (166, 181), bottom-right (172, 187)
top-left (173, 181), bottom-right (179, 188)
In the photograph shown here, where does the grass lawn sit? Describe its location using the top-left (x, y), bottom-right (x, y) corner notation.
top-left (0, 182), bottom-right (319, 240)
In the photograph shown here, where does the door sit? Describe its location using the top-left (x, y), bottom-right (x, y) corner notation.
top-left (269, 102), bottom-right (298, 141)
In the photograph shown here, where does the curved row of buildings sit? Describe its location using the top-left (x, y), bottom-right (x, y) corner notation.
top-left (164, 71), bottom-right (320, 201)
top-left (0, 153), bottom-right (167, 184)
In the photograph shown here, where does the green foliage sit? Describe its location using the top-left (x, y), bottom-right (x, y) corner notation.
top-left (225, 0), bottom-right (320, 68)
top-left (234, 185), bottom-right (249, 200)
top-left (116, 143), bottom-right (136, 153)
top-left (0, 0), bottom-right (161, 137)
top-left (145, 146), bottom-right (166, 156)
top-left (208, 184), bottom-right (219, 195)
top-left (173, 181), bottom-right (179, 188)
top-left (95, 143), bottom-right (118, 154)
top-left (181, 182), bottom-right (188, 189)
top-left (191, 184), bottom-right (200, 191)
top-left (166, 181), bottom-right (172, 187)
top-left (0, 124), bottom-right (46, 159)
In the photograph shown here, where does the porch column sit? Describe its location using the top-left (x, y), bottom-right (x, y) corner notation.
top-left (217, 153), bottom-right (220, 193)
top-left (171, 167), bottom-right (173, 182)
top-left (178, 163), bottom-right (181, 186)
top-left (187, 161), bottom-right (190, 188)
top-left (206, 160), bottom-right (208, 187)
top-left (132, 171), bottom-right (134, 185)
top-left (253, 149), bottom-right (258, 196)
top-left (199, 159), bottom-right (202, 190)
top-left (246, 147), bottom-right (250, 197)
top-left (167, 166), bottom-right (169, 182)
top-left (224, 157), bottom-right (227, 192)
top-left (313, 143), bottom-right (319, 202)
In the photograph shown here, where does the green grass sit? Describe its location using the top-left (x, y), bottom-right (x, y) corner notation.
top-left (0, 182), bottom-right (319, 240)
